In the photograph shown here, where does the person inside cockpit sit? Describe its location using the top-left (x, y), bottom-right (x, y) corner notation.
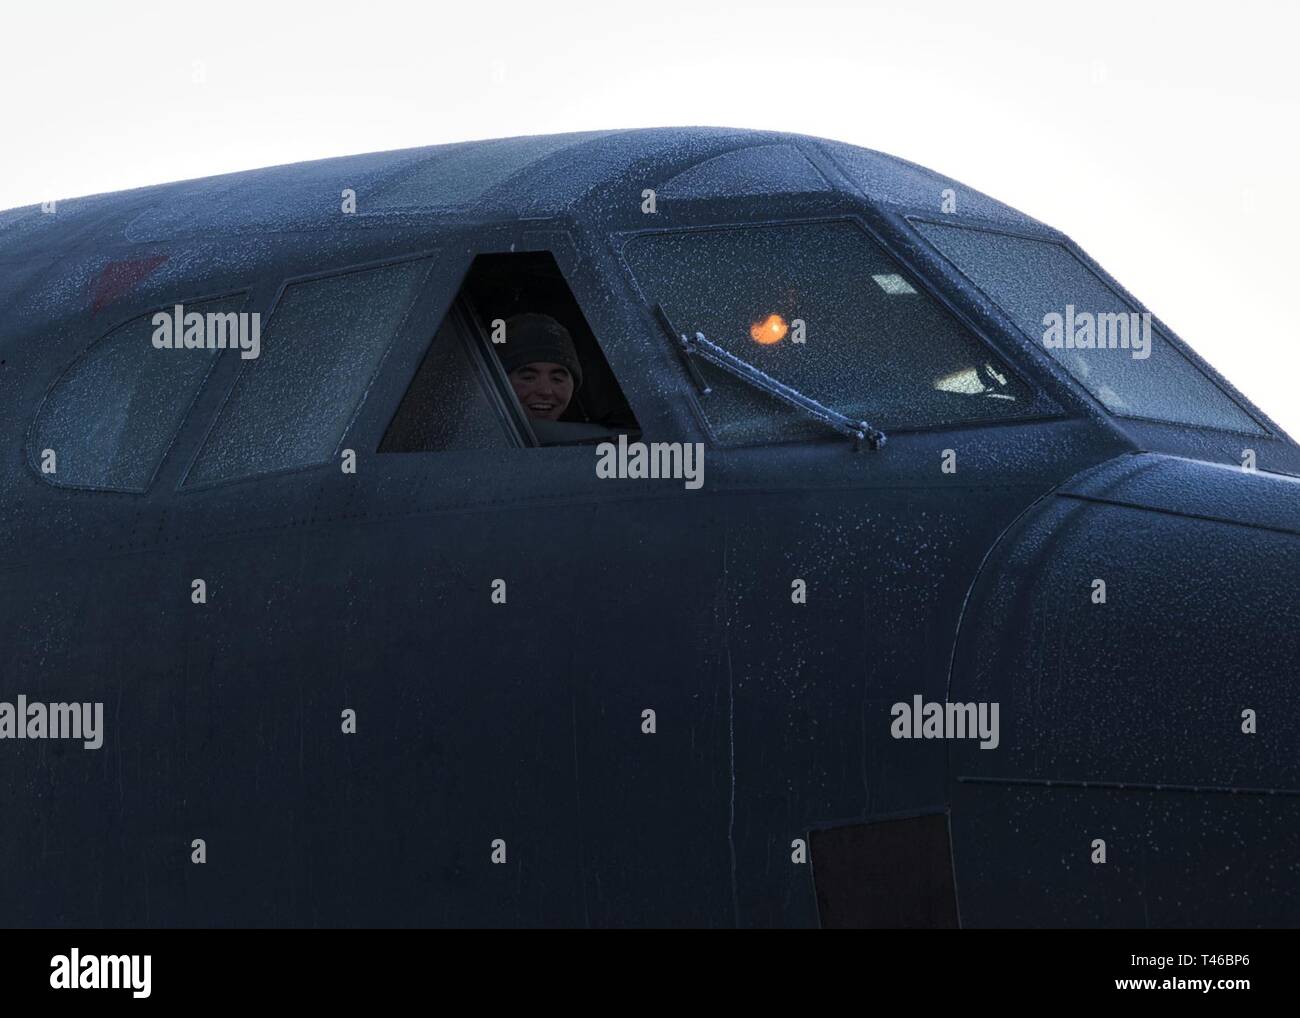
top-left (498, 312), bottom-right (583, 422)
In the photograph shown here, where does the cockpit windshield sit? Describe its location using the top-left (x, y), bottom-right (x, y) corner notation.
top-left (623, 220), bottom-right (1035, 445)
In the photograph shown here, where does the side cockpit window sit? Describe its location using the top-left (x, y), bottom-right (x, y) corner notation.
top-left (912, 221), bottom-right (1267, 435)
top-left (30, 294), bottom-right (244, 492)
top-left (184, 258), bottom-right (434, 486)
top-left (380, 251), bottom-right (640, 451)
top-left (622, 220), bottom-right (1035, 445)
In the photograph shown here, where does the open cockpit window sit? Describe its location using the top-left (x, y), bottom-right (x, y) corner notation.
top-left (620, 220), bottom-right (1035, 446)
top-left (380, 251), bottom-right (640, 451)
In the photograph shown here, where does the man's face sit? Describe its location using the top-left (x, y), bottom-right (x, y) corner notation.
top-left (508, 361), bottom-right (575, 421)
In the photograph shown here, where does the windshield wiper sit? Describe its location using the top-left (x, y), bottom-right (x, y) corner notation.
top-left (676, 329), bottom-right (886, 451)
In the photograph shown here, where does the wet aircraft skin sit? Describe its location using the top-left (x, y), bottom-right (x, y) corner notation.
top-left (1, 129), bottom-right (1297, 927)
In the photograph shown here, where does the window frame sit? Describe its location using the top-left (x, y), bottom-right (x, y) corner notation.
top-left (375, 244), bottom-right (648, 455)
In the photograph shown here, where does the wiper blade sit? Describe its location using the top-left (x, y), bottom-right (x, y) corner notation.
top-left (677, 330), bottom-right (886, 451)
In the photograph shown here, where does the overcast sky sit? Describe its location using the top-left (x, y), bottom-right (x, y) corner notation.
top-left (4, 0), bottom-right (1297, 436)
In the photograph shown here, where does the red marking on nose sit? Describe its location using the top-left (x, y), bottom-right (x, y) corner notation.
top-left (90, 254), bottom-right (168, 312)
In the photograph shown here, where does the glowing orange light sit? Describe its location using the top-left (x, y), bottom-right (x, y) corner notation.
top-left (750, 313), bottom-right (788, 345)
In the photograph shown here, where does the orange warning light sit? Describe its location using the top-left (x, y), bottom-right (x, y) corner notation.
top-left (750, 313), bottom-right (788, 345)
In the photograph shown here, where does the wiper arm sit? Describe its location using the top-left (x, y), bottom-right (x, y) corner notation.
top-left (677, 330), bottom-right (886, 451)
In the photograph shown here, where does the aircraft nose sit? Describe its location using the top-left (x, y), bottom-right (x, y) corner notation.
top-left (951, 452), bottom-right (1300, 790)
top-left (947, 454), bottom-right (1300, 925)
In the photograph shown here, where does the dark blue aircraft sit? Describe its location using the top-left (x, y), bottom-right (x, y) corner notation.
top-left (1, 128), bottom-right (1297, 928)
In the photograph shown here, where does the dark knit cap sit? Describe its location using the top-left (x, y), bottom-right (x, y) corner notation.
top-left (499, 313), bottom-right (583, 390)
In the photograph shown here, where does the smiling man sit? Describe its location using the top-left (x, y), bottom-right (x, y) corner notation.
top-left (499, 312), bottom-right (584, 421)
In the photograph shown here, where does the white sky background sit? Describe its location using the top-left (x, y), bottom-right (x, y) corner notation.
top-left (3, 0), bottom-right (1297, 437)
